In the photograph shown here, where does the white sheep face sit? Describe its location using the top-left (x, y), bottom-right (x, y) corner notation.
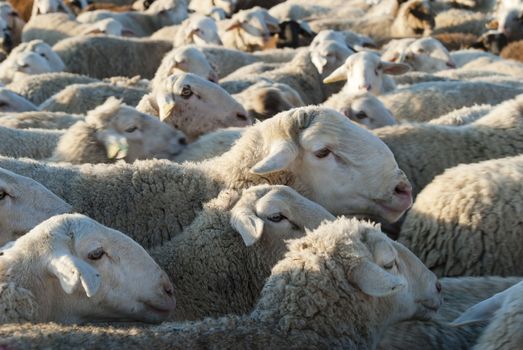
top-left (403, 38), bottom-right (455, 72)
top-left (32, 41), bottom-right (66, 72)
top-left (0, 168), bottom-right (71, 246)
top-left (225, 7), bottom-right (280, 51)
top-left (157, 46), bottom-right (219, 83)
top-left (155, 73), bottom-right (252, 141)
top-left (1, 214), bottom-right (176, 323)
top-left (184, 16), bottom-right (222, 46)
top-left (310, 40), bottom-right (355, 76)
top-left (341, 93), bottom-right (396, 129)
top-left (324, 52), bottom-right (410, 95)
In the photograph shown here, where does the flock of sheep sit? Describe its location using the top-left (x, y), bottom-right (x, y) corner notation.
top-left (0, 0), bottom-right (522, 348)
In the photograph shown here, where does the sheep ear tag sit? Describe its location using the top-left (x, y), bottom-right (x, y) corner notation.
top-left (99, 132), bottom-right (129, 160)
top-left (451, 291), bottom-right (506, 326)
top-left (48, 254), bottom-right (101, 298)
top-left (230, 209), bottom-right (264, 247)
top-left (348, 260), bottom-right (406, 297)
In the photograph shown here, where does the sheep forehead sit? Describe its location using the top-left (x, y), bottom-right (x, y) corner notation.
top-left (173, 73), bottom-right (223, 94)
top-left (363, 230), bottom-right (397, 263)
top-left (347, 52), bottom-right (380, 69)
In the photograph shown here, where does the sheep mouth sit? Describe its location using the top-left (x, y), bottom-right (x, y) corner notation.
top-left (142, 302), bottom-right (174, 316)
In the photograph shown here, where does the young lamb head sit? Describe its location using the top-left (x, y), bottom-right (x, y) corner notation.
top-left (310, 40), bottom-right (355, 77)
top-left (54, 97), bottom-right (187, 163)
top-left (0, 88), bottom-right (37, 112)
top-left (225, 7), bottom-right (280, 51)
top-left (19, 40), bottom-right (65, 73)
top-left (154, 46), bottom-right (219, 85)
top-left (181, 15), bottom-right (223, 46)
top-left (154, 73), bottom-right (251, 141)
top-left (0, 213), bottom-right (175, 323)
top-left (243, 106), bottom-right (413, 223)
top-left (81, 18), bottom-right (135, 37)
top-left (0, 168), bottom-right (71, 246)
top-left (338, 93), bottom-right (397, 129)
top-left (31, 0), bottom-right (75, 17)
top-left (230, 184), bottom-right (335, 247)
top-left (496, 7), bottom-right (523, 41)
top-left (263, 217), bottom-right (442, 335)
top-left (402, 38), bottom-right (456, 72)
top-left (323, 52), bottom-right (410, 95)
top-left (145, 0), bottom-right (188, 26)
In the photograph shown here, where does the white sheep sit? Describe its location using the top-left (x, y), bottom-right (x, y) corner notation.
top-left (0, 167), bottom-right (71, 246)
top-left (428, 104), bottom-right (494, 125)
top-left (0, 88), bottom-right (37, 112)
top-left (0, 2), bottom-right (25, 48)
top-left (0, 213), bottom-right (175, 323)
top-left (323, 51), bottom-right (410, 96)
top-left (31, 0), bottom-right (75, 17)
top-left (0, 106), bottom-right (413, 247)
top-left (309, 30), bottom-right (356, 77)
top-left (0, 216), bottom-right (441, 348)
top-left (174, 15), bottom-right (222, 47)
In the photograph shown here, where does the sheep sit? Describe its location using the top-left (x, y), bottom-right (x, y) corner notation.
top-left (138, 73), bottom-right (250, 141)
top-left (378, 80), bottom-right (523, 122)
top-left (0, 88), bottom-right (37, 112)
top-left (0, 126), bottom-right (61, 159)
top-left (188, 0), bottom-right (235, 17)
top-left (449, 49), bottom-right (500, 68)
top-left (51, 97), bottom-right (187, 164)
top-left (232, 80), bottom-right (305, 120)
top-left (375, 94), bottom-right (523, 195)
top-left (275, 19), bottom-right (315, 48)
top-left (0, 2), bottom-right (25, 48)
top-left (174, 15), bottom-right (222, 47)
top-left (398, 154), bottom-right (523, 278)
top-left (495, 5), bottom-right (523, 41)
top-left (0, 167), bottom-right (71, 246)
top-left (308, 0), bottom-right (435, 42)
top-left (6, 72), bottom-right (98, 105)
top-left (149, 184), bottom-right (335, 320)
top-left (218, 7), bottom-right (280, 52)
top-left (39, 82), bottom-right (147, 114)
top-left (22, 13), bottom-right (134, 46)
top-left (0, 111), bottom-right (83, 129)
top-left (309, 32), bottom-right (355, 77)
top-left (428, 104), bottom-right (494, 125)
top-left (76, 0), bottom-right (188, 37)
top-left (0, 106), bottom-right (413, 247)
top-left (0, 213), bottom-right (175, 324)
top-left (501, 39), bottom-right (523, 62)
top-left (469, 30), bottom-right (509, 55)
top-left (31, 0), bottom-right (75, 17)
top-left (53, 35), bottom-right (173, 79)
top-left (0, 40), bottom-right (65, 84)
top-left (379, 276), bottom-right (523, 350)
top-left (433, 9), bottom-right (490, 36)
top-left (323, 92), bottom-right (397, 129)
top-left (0, 216), bottom-right (441, 349)
top-left (323, 51), bottom-right (410, 96)
top-left (433, 32), bottom-right (479, 51)
top-left (453, 280), bottom-right (523, 350)
top-left (151, 46), bottom-right (219, 93)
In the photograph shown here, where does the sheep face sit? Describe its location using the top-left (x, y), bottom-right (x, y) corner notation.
top-left (30, 41), bottom-right (66, 72)
top-left (81, 19), bottom-right (129, 37)
top-left (0, 88), bottom-right (37, 113)
top-left (238, 82), bottom-right (304, 120)
top-left (155, 73), bottom-right (251, 141)
top-left (159, 47), bottom-right (219, 83)
top-left (0, 168), bottom-right (71, 246)
top-left (225, 8), bottom-right (280, 51)
top-left (403, 38), bottom-right (455, 72)
top-left (310, 41), bottom-right (354, 77)
top-left (184, 16), bottom-right (222, 46)
top-left (324, 52), bottom-right (410, 95)
top-left (230, 184), bottom-right (335, 247)
top-left (146, 0), bottom-right (188, 26)
top-left (249, 107), bottom-right (413, 223)
top-left (87, 98), bottom-right (187, 162)
top-left (497, 8), bottom-right (523, 41)
top-left (341, 93), bottom-right (396, 129)
top-left (2, 214), bottom-right (176, 323)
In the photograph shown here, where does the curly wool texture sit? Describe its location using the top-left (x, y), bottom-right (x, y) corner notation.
top-left (53, 36), bottom-right (173, 80)
top-left (378, 80), bottom-right (523, 122)
top-left (0, 126), bottom-right (62, 159)
top-left (379, 276), bottom-right (522, 350)
top-left (0, 283), bottom-right (38, 323)
top-left (375, 95), bottom-right (523, 195)
top-left (0, 111), bottom-right (83, 130)
top-left (399, 155), bottom-right (523, 277)
top-left (39, 83), bottom-right (147, 114)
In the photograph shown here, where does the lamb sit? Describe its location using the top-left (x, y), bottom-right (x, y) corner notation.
top-left (39, 82), bottom-right (147, 114)
top-left (53, 35), bottom-right (173, 79)
top-left (173, 15), bottom-right (222, 47)
top-left (0, 167), bottom-right (71, 246)
top-left (0, 40), bottom-right (65, 84)
top-left (323, 92), bottom-right (397, 129)
top-left (76, 0), bottom-right (188, 37)
top-left (398, 155), bottom-right (523, 277)
top-left (150, 184), bottom-right (335, 319)
top-left (137, 73), bottom-right (251, 141)
top-left (378, 80), bottom-right (523, 122)
top-left (375, 94), bottom-right (523, 195)
top-left (323, 51), bottom-right (410, 96)
top-left (0, 216), bottom-right (441, 349)
top-left (0, 213), bottom-right (175, 323)
top-left (309, 31), bottom-right (355, 77)
top-left (453, 280), bottom-right (523, 350)
top-left (0, 126), bottom-right (61, 159)
top-left (0, 88), bottom-right (37, 112)
top-left (0, 106), bottom-right (413, 247)
top-left (0, 111), bottom-right (83, 129)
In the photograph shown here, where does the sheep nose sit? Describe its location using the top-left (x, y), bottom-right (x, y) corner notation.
top-left (163, 281), bottom-right (174, 297)
top-left (394, 181), bottom-right (412, 198)
top-left (178, 137), bottom-right (187, 145)
top-left (435, 281), bottom-right (442, 294)
top-left (236, 112), bottom-right (248, 121)
top-left (359, 84), bottom-right (372, 91)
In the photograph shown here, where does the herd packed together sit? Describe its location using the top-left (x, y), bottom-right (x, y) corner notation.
top-left (0, 0), bottom-right (522, 348)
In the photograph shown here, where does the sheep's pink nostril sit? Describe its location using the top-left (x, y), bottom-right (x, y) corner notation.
top-left (163, 282), bottom-right (174, 296)
top-left (436, 281), bottom-right (442, 293)
top-left (359, 84), bottom-right (372, 91)
top-left (394, 181), bottom-right (412, 197)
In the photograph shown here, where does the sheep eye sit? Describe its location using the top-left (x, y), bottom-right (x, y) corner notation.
top-left (314, 148), bottom-right (331, 159)
top-left (374, 68), bottom-right (379, 75)
top-left (88, 247), bottom-right (105, 260)
top-left (125, 126), bottom-right (138, 133)
top-left (383, 261), bottom-right (395, 270)
top-left (39, 52), bottom-right (46, 58)
top-left (0, 190), bottom-right (6, 200)
top-left (267, 213), bottom-right (286, 223)
top-left (355, 111), bottom-right (368, 120)
top-left (181, 85), bottom-right (193, 99)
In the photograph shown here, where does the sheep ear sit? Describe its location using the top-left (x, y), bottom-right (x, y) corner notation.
top-left (225, 20), bottom-right (242, 31)
top-left (381, 61), bottom-right (411, 75)
top-left (323, 65), bottom-right (347, 84)
top-left (486, 20), bottom-right (498, 30)
top-left (298, 20), bottom-right (314, 36)
top-left (348, 260), bottom-right (406, 297)
top-left (97, 130), bottom-right (129, 160)
top-left (230, 208), bottom-right (264, 246)
top-left (250, 140), bottom-right (297, 175)
top-left (48, 254), bottom-right (101, 298)
top-left (156, 94), bottom-right (176, 121)
top-left (451, 292), bottom-right (506, 326)
top-left (82, 27), bottom-right (104, 35)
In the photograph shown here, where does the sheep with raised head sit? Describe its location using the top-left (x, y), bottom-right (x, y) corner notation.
top-left (0, 216), bottom-right (441, 349)
top-left (0, 167), bottom-right (71, 246)
top-left (0, 107), bottom-right (413, 247)
top-left (0, 213), bottom-right (175, 323)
